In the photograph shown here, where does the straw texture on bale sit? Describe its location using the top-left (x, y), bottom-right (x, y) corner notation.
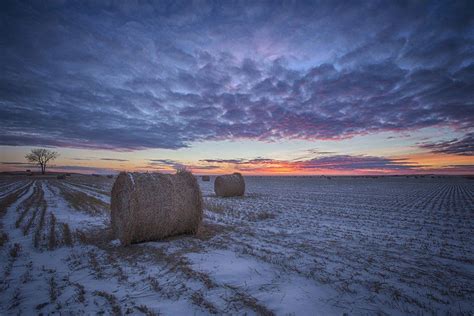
top-left (214, 173), bottom-right (245, 197)
top-left (111, 171), bottom-right (203, 245)
top-left (201, 175), bottom-right (210, 182)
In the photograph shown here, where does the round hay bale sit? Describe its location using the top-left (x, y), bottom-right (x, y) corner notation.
top-left (111, 171), bottom-right (203, 245)
top-left (57, 174), bottom-right (66, 179)
top-left (201, 175), bottom-right (210, 182)
top-left (214, 173), bottom-right (245, 197)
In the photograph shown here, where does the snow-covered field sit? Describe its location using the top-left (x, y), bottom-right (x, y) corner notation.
top-left (0, 175), bottom-right (473, 315)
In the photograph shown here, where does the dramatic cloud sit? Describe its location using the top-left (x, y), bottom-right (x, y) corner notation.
top-left (1, 1), bottom-right (473, 150)
top-left (419, 133), bottom-right (474, 156)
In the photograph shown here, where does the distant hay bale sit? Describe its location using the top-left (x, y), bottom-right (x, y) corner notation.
top-left (111, 171), bottom-right (203, 245)
top-left (214, 173), bottom-right (245, 197)
top-left (201, 175), bottom-right (210, 182)
top-left (107, 175), bottom-right (114, 179)
top-left (57, 174), bottom-right (66, 179)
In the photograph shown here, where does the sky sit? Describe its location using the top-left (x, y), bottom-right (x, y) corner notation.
top-left (0, 0), bottom-right (473, 175)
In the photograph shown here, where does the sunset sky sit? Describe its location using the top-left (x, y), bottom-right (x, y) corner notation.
top-left (1, 1), bottom-right (473, 175)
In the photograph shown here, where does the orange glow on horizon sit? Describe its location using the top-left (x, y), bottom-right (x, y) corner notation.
top-left (2, 151), bottom-right (472, 175)
top-left (399, 152), bottom-right (473, 169)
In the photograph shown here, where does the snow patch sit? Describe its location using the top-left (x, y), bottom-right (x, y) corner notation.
top-left (187, 249), bottom-right (342, 315)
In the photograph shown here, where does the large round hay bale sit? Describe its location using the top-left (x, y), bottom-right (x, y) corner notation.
top-left (111, 171), bottom-right (203, 245)
top-left (214, 173), bottom-right (245, 197)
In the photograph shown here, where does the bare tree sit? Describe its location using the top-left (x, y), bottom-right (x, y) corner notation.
top-left (25, 149), bottom-right (59, 175)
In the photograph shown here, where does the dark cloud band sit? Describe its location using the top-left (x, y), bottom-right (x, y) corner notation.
top-left (419, 133), bottom-right (474, 156)
top-left (200, 155), bottom-right (418, 171)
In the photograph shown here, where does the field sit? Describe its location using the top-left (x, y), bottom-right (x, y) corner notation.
top-left (0, 175), bottom-right (473, 315)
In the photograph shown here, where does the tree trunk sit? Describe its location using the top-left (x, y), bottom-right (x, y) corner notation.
top-left (41, 164), bottom-right (45, 175)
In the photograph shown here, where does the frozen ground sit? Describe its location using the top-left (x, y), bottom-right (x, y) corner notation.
top-left (0, 174), bottom-right (473, 315)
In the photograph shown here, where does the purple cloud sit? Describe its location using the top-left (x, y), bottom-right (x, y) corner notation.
top-left (0, 1), bottom-right (473, 150)
top-left (419, 133), bottom-right (474, 156)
